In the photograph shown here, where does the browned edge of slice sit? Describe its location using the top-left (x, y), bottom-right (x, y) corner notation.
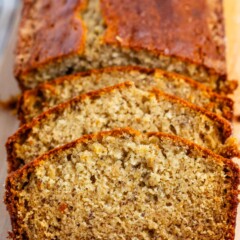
top-left (7, 81), bottom-right (236, 172)
top-left (5, 128), bottom-right (240, 240)
top-left (18, 66), bottom-right (234, 124)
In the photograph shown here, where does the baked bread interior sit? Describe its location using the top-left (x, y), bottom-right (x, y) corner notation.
top-left (7, 82), bottom-right (238, 172)
top-left (5, 128), bottom-right (239, 240)
top-left (18, 67), bottom-right (233, 123)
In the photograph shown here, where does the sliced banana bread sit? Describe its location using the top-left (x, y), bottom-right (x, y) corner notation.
top-left (18, 66), bottom-right (234, 123)
top-left (5, 128), bottom-right (240, 240)
top-left (7, 82), bottom-right (238, 172)
top-left (15, 0), bottom-right (237, 92)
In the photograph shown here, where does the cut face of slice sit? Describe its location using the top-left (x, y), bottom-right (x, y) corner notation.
top-left (18, 67), bottom-right (233, 123)
top-left (5, 129), bottom-right (240, 240)
top-left (7, 82), bottom-right (238, 172)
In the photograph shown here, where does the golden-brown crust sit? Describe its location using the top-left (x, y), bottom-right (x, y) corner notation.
top-left (5, 128), bottom-right (240, 240)
top-left (101, 0), bottom-right (226, 75)
top-left (8, 81), bottom-right (235, 172)
top-left (17, 66), bottom-right (234, 124)
top-left (15, 0), bottom-right (87, 78)
top-left (15, 0), bottom-right (227, 86)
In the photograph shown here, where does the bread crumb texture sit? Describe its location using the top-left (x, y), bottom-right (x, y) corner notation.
top-left (9, 83), bottom-right (234, 171)
top-left (19, 67), bottom-right (233, 123)
top-left (6, 130), bottom-right (239, 239)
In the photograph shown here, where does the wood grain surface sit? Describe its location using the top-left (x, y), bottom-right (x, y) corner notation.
top-left (0, 1), bottom-right (239, 239)
top-left (225, 0), bottom-right (240, 135)
top-left (224, 1), bottom-right (240, 238)
top-left (225, 0), bottom-right (240, 81)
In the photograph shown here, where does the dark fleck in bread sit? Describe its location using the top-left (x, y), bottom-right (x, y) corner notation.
top-left (5, 128), bottom-right (240, 240)
top-left (15, 0), bottom-right (237, 92)
top-left (7, 82), bottom-right (239, 172)
top-left (18, 66), bottom-right (234, 123)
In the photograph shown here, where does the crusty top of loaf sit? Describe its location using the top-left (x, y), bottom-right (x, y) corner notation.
top-left (15, 0), bottom-right (87, 76)
top-left (15, 0), bottom-right (226, 77)
top-left (101, 0), bottom-right (226, 75)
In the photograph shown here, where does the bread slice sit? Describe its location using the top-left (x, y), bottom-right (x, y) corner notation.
top-left (18, 66), bottom-right (234, 123)
top-left (15, 0), bottom-right (237, 92)
top-left (5, 128), bottom-right (240, 240)
top-left (7, 82), bottom-right (238, 172)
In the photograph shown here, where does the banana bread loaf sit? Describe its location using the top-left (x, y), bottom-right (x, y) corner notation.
top-left (18, 66), bottom-right (233, 123)
top-left (15, 0), bottom-right (237, 92)
top-left (7, 82), bottom-right (238, 172)
top-left (5, 128), bottom-right (240, 240)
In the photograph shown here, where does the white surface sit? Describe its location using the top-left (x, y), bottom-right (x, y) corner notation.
top-left (0, 4), bottom-right (20, 239)
top-left (0, 3), bottom-right (239, 240)
top-left (0, 0), bottom-right (18, 53)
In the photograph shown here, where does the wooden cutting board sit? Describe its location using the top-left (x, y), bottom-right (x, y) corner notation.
top-left (225, 0), bottom-right (240, 129)
top-left (224, 0), bottom-right (240, 238)
top-left (0, 1), bottom-right (239, 239)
